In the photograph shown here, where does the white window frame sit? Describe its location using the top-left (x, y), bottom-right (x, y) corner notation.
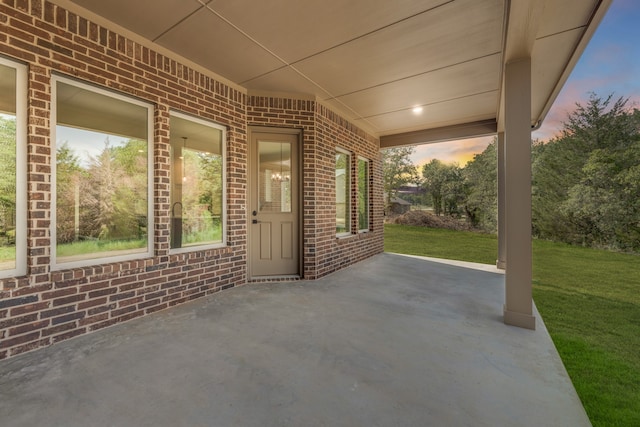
top-left (357, 156), bottom-right (370, 233)
top-left (335, 147), bottom-right (351, 237)
top-left (0, 57), bottom-right (27, 279)
top-left (51, 75), bottom-right (154, 270)
top-left (169, 111), bottom-right (227, 254)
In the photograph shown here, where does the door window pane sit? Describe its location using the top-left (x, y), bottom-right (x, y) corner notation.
top-left (259, 141), bottom-right (291, 213)
top-left (54, 78), bottom-right (152, 267)
top-left (336, 150), bottom-right (350, 234)
top-left (170, 114), bottom-right (225, 250)
top-left (358, 158), bottom-right (370, 231)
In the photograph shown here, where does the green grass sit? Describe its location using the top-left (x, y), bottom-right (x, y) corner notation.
top-left (384, 224), bottom-right (498, 264)
top-left (385, 224), bottom-right (640, 427)
top-left (0, 245), bottom-right (15, 263)
top-left (57, 238), bottom-right (147, 258)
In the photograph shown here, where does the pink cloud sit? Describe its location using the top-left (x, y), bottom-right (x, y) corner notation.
top-left (410, 136), bottom-right (494, 167)
top-left (534, 70), bottom-right (640, 142)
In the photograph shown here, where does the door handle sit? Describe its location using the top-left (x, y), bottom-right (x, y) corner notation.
top-left (252, 219), bottom-right (259, 224)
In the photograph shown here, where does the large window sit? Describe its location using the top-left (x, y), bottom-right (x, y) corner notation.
top-left (358, 157), bottom-right (370, 232)
top-left (336, 149), bottom-right (351, 235)
top-left (0, 58), bottom-right (26, 278)
top-left (52, 77), bottom-right (153, 269)
top-left (170, 113), bottom-right (225, 251)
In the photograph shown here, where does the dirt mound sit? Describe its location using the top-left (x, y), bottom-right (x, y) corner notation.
top-left (387, 210), bottom-right (473, 231)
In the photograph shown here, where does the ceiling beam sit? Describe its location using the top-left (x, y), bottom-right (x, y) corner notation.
top-left (379, 119), bottom-right (497, 148)
top-left (497, 0), bottom-right (547, 132)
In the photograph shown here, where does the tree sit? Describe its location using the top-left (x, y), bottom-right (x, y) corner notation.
top-left (382, 147), bottom-right (417, 205)
top-left (531, 136), bottom-right (584, 241)
top-left (112, 139), bottom-right (148, 239)
top-left (532, 94), bottom-right (640, 250)
top-left (463, 140), bottom-right (497, 230)
top-left (421, 159), bottom-right (464, 216)
top-left (56, 142), bottom-right (83, 243)
top-left (91, 141), bottom-right (118, 240)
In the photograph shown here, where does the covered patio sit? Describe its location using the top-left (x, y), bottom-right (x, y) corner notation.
top-left (55, 0), bottom-right (611, 330)
top-left (0, 253), bottom-right (589, 426)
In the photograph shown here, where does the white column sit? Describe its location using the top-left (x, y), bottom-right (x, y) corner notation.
top-left (496, 132), bottom-right (506, 270)
top-left (503, 58), bottom-right (535, 330)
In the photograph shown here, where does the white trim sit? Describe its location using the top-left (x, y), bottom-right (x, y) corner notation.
top-left (168, 111), bottom-right (227, 254)
top-left (51, 75), bottom-right (154, 270)
top-left (335, 147), bottom-right (351, 156)
top-left (357, 156), bottom-right (370, 233)
top-left (0, 57), bottom-right (27, 279)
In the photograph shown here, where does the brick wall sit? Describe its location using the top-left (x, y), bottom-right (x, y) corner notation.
top-left (0, 0), bottom-right (383, 360)
top-left (0, 0), bottom-right (248, 359)
top-left (247, 98), bottom-right (384, 280)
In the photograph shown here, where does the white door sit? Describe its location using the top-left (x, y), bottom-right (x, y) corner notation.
top-left (249, 130), bottom-right (299, 278)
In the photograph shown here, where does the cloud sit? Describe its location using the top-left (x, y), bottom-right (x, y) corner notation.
top-left (410, 136), bottom-right (494, 167)
top-left (534, 74), bottom-right (640, 142)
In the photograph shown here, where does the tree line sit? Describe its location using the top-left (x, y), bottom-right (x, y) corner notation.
top-left (56, 138), bottom-right (149, 246)
top-left (384, 94), bottom-right (640, 252)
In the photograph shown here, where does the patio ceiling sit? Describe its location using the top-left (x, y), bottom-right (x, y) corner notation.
top-left (58, 0), bottom-right (610, 144)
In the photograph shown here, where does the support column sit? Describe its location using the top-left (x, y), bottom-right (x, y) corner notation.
top-left (503, 58), bottom-right (535, 330)
top-left (496, 132), bottom-right (506, 270)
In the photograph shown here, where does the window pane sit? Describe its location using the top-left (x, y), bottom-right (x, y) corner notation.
top-left (358, 159), bottom-right (369, 231)
top-left (336, 151), bottom-right (350, 234)
top-left (170, 115), bottom-right (224, 249)
top-left (0, 64), bottom-right (17, 272)
top-left (55, 81), bottom-right (149, 264)
top-left (259, 141), bottom-right (291, 213)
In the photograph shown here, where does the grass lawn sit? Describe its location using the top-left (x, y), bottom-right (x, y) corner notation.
top-left (56, 239), bottom-right (147, 258)
top-left (385, 224), bottom-right (640, 427)
top-left (0, 245), bottom-right (15, 263)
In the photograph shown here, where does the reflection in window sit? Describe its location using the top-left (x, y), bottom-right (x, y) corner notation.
top-left (358, 158), bottom-right (370, 231)
top-left (0, 59), bottom-right (26, 278)
top-left (170, 113), bottom-right (225, 250)
top-left (259, 141), bottom-right (291, 213)
top-left (54, 78), bottom-right (152, 267)
top-left (336, 150), bottom-right (350, 235)
top-left (0, 112), bottom-right (16, 272)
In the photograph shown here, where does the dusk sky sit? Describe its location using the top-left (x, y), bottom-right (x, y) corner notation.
top-left (410, 0), bottom-right (640, 167)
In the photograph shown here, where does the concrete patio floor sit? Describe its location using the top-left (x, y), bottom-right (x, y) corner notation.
top-left (0, 253), bottom-right (590, 427)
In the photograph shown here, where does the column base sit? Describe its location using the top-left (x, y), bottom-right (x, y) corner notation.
top-left (503, 305), bottom-right (536, 330)
top-left (496, 259), bottom-right (506, 270)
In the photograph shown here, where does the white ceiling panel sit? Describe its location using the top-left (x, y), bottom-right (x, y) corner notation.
top-left (335, 54), bottom-right (501, 118)
top-left (61, 0), bottom-right (609, 141)
top-left (292, 0), bottom-right (503, 96)
top-left (210, 0), bottom-right (449, 65)
top-left (70, 0), bottom-right (206, 40)
top-left (155, 8), bottom-right (285, 83)
top-left (243, 67), bottom-right (332, 100)
top-left (537, 0), bottom-right (596, 39)
top-left (532, 28), bottom-right (584, 122)
top-left (364, 91), bottom-right (498, 136)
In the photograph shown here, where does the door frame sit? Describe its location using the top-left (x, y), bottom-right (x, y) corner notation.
top-left (247, 126), bottom-right (303, 280)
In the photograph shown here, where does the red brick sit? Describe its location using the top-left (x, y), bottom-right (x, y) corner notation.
top-left (9, 319), bottom-right (50, 336)
top-left (0, 331), bottom-right (40, 349)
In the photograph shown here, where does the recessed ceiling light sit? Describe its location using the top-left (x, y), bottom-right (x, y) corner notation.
top-left (412, 106), bottom-right (423, 114)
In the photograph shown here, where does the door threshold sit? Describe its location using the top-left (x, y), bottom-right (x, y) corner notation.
top-left (248, 275), bottom-right (301, 283)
